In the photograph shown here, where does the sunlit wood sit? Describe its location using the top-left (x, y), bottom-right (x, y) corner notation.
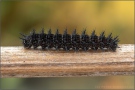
top-left (1, 44), bottom-right (134, 77)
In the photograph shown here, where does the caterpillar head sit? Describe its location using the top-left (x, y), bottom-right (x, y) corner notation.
top-left (20, 33), bottom-right (32, 49)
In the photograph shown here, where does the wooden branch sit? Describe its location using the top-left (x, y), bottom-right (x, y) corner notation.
top-left (1, 44), bottom-right (134, 78)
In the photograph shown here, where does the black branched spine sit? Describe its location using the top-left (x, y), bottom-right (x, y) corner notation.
top-left (20, 28), bottom-right (119, 51)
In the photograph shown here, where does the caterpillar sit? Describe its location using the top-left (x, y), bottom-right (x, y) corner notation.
top-left (20, 28), bottom-right (119, 51)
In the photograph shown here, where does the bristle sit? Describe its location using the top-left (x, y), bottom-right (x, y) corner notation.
top-left (20, 29), bottom-right (119, 51)
top-left (71, 29), bottom-right (80, 51)
top-left (107, 33), bottom-right (112, 39)
top-left (48, 28), bottom-right (51, 34)
top-left (41, 28), bottom-right (44, 33)
top-left (20, 33), bottom-right (26, 37)
top-left (72, 29), bottom-right (76, 35)
top-left (55, 29), bottom-right (59, 34)
top-left (19, 37), bottom-right (25, 40)
top-left (81, 29), bottom-right (86, 36)
top-left (63, 29), bottom-right (67, 35)
top-left (31, 29), bottom-right (35, 35)
top-left (91, 30), bottom-right (95, 36)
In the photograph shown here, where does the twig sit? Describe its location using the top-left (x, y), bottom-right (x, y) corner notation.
top-left (1, 44), bottom-right (134, 77)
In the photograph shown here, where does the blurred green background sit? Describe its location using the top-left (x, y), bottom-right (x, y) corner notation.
top-left (1, 1), bottom-right (134, 89)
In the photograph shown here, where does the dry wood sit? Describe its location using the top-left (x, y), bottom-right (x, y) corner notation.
top-left (1, 44), bottom-right (134, 78)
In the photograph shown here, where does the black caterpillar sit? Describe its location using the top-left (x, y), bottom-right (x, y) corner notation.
top-left (20, 28), bottom-right (119, 51)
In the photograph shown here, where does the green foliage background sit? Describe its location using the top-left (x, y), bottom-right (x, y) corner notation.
top-left (1, 1), bottom-right (134, 89)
